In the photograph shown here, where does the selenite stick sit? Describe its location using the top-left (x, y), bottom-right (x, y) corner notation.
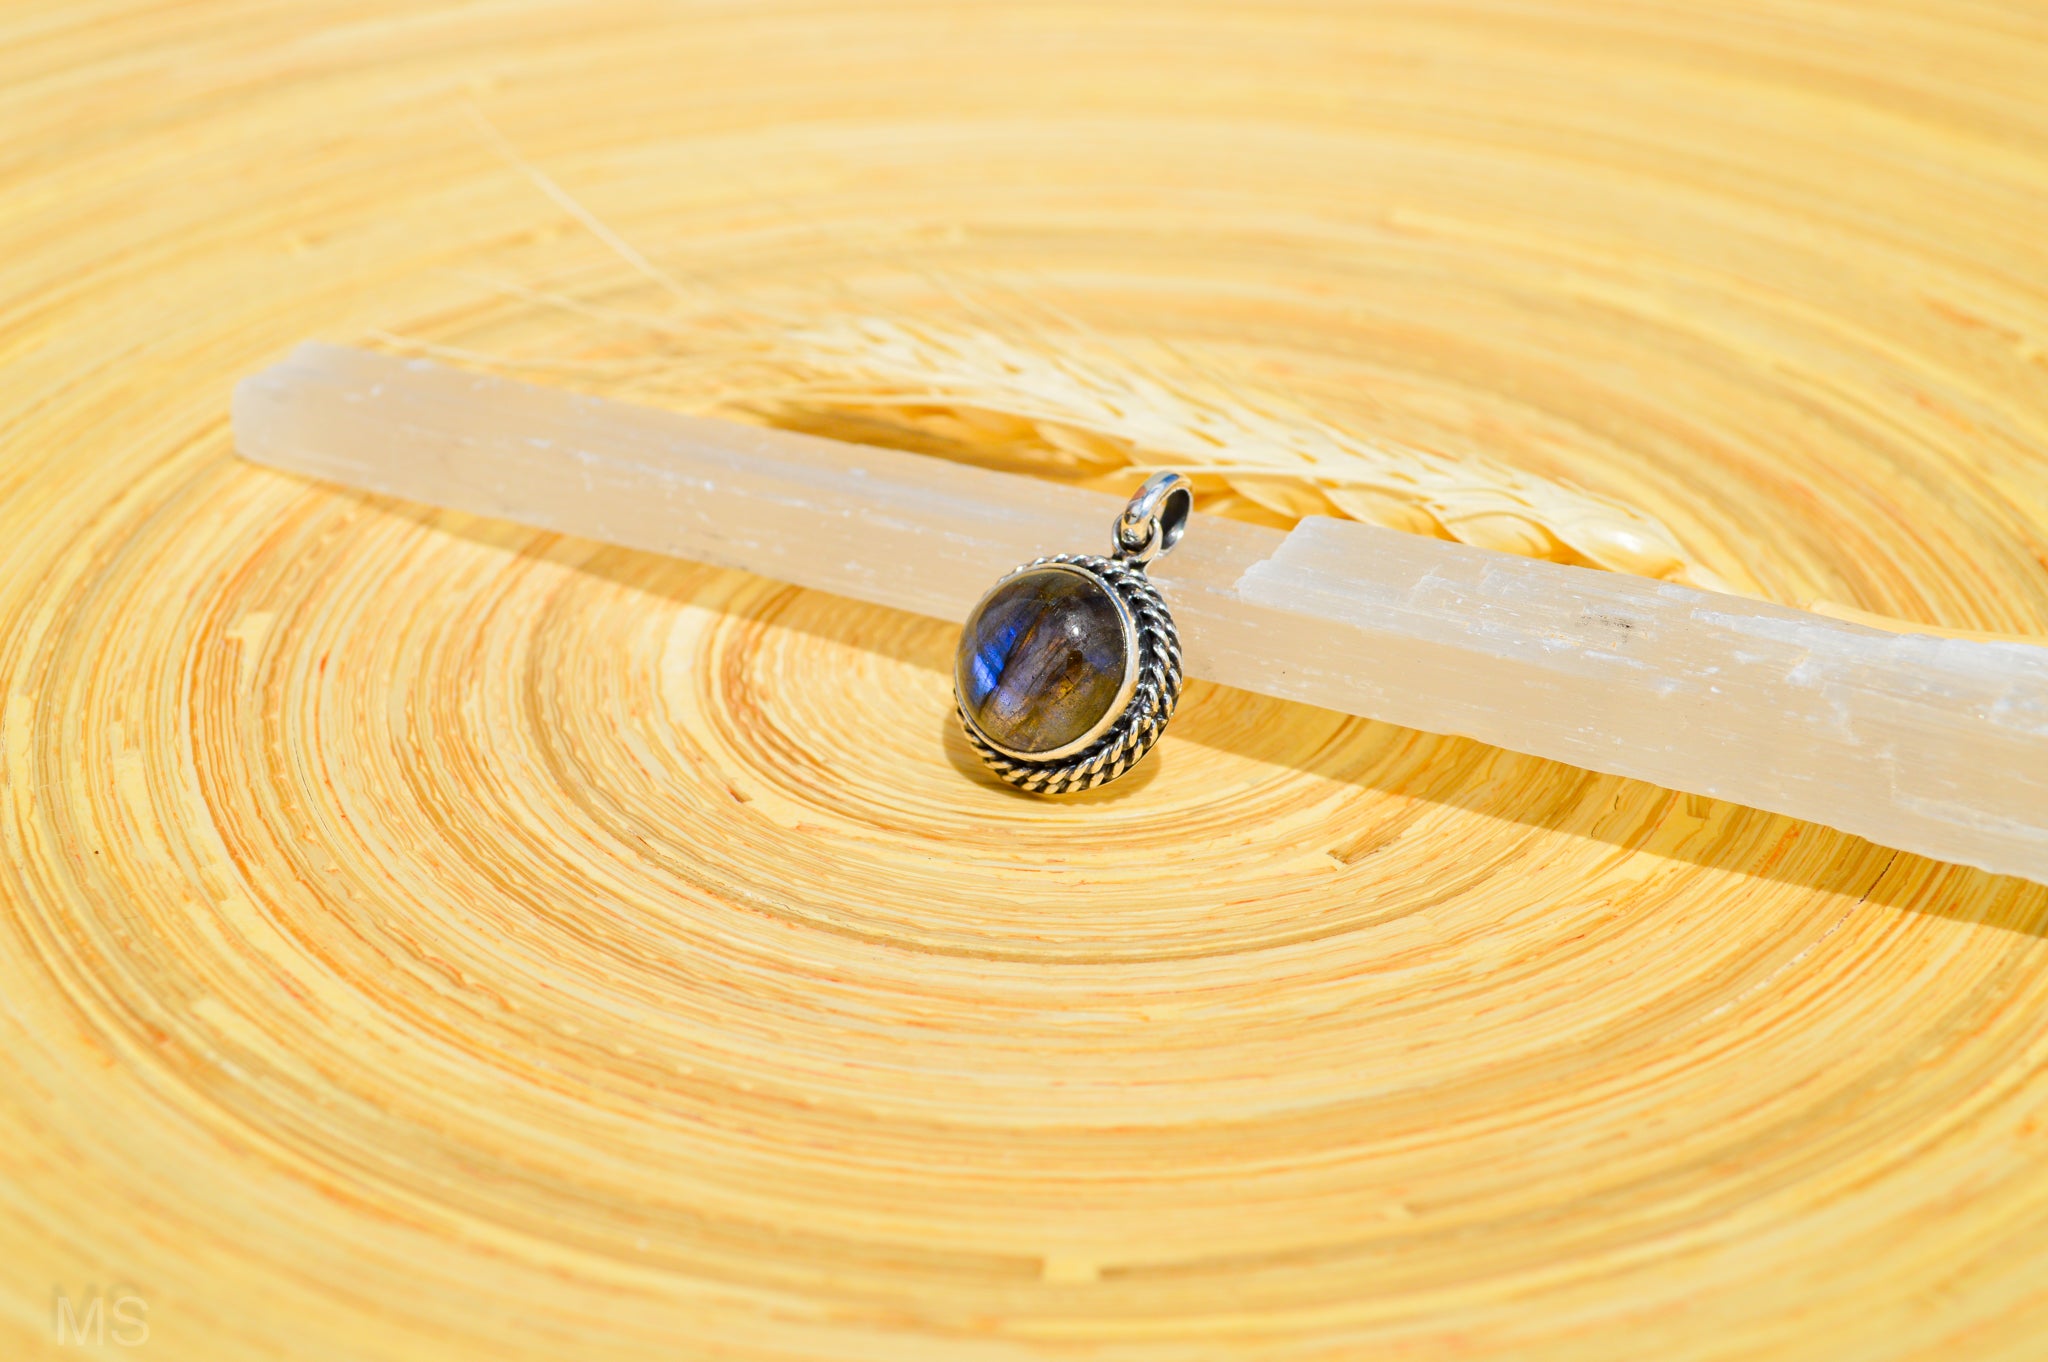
top-left (233, 343), bottom-right (2048, 885)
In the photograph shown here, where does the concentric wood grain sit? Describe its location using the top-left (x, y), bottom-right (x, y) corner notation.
top-left (5, 3), bottom-right (2048, 1359)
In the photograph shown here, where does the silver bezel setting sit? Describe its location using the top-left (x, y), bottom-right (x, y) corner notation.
top-left (955, 553), bottom-right (1184, 794)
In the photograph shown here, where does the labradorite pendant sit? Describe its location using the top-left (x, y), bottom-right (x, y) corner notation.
top-left (953, 472), bottom-right (1192, 793)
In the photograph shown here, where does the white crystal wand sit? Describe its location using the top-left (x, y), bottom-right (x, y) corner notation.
top-left (235, 343), bottom-right (2048, 886)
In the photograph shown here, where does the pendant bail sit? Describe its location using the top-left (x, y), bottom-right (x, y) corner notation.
top-left (1113, 471), bottom-right (1195, 567)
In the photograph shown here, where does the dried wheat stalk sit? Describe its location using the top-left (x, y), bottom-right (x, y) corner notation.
top-left (698, 313), bottom-right (1724, 586)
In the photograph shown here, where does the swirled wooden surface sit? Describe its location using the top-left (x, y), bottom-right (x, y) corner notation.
top-left (5, 3), bottom-right (2048, 1358)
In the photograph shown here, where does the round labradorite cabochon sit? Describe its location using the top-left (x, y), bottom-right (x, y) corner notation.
top-left (955, 565), bottom-right (1134, 757)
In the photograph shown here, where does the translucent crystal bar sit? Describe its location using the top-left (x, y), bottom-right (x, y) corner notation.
top-left (1237, 522), bottom-right (2048, 883)
top-left (235, 344), bottom-right (2048, 884)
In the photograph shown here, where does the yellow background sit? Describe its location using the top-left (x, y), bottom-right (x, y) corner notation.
top-left (5, 3), bottom-right (2048, 1357)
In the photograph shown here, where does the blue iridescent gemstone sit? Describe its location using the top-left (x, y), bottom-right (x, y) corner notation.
top-left (956, 565), bottom-right (1132, 756)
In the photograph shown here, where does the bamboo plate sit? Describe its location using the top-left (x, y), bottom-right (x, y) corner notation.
top-left (5, 3), bottom-right (2048, 1358)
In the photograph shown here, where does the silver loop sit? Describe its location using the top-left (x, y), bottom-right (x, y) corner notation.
top-left (1113, 471), bottom-right (1194, 567)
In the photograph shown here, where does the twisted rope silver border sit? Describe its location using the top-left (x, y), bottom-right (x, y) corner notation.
top-left (958, 554), bottom-right (1184, 794)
